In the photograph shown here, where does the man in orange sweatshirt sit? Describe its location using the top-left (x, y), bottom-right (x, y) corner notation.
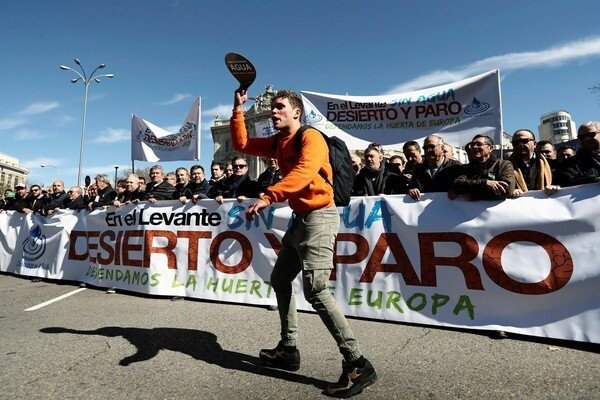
top-left (230, 88), bottom-right (377, 398)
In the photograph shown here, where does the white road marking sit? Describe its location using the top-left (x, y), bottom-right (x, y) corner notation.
top-left (24, 288), bottom-right (87, 311)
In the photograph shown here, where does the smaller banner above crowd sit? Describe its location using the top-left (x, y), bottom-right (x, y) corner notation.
top-left (131, 98), bottom-right (201, 162)
top-left (301, 70), bottom-right (501, 150)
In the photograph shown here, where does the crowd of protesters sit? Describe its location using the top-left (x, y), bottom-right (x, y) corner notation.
top-left (0, 157), bottom-right (267, 213)
top-left (1, 121), bottom-right (599, 215)
top-left (349, 121), bottom-right (599, 201)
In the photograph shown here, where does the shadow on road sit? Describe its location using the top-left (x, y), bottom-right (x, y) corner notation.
top-left (40, 326), bottom-right (329, 389)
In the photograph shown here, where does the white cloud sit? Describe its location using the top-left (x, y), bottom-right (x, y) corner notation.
top-left (164, 124), bottom-right (181, 133)
top-left (55, 115), bottom-right (76, 126)
top-left (90, 128), bottom-right (130, 143)
top-left (22, 157), bottom-right (63, 169)
top-left (387, 36), bottom-right (600, 93)
top-left (13, 130), bottom-right (46, 141)
top-left (202, 103), bottom-right (233, 120)
top-left (158, 93), bottom-right (192, 106)
top-left (0, 118), bottom-right (26, 130)
top-left (18, 102), bottom-right (60, 115)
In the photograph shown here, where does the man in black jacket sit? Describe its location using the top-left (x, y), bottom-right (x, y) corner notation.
top-left (53, 186), bottom-right (86, 212)
top-left (12, 183), bottom-right (30, 213)
top-left (44, 180), bottom-right (69, 215)
top-left (352, 144), bottom-right (406, 196)
top-left (21, 184), bottom-right (48, 214)
top-left (88, 174), bottom-right (118, 210)
top-left (257, 158), bottom-right (282, 196)
top-left (143, 165), bottom-right (176, 203)
top-left (189, 165), bottom-right (211, 202)
top-left (210, 156), bottom-right (259, 204)
top-left (408, 135), bottom-right (462, 200)
top-left (113, 174), bottom-right (145, 207)
top-left (559, 121), bottom-right (600, 187)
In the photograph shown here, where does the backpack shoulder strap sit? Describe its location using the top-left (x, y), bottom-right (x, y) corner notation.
top-left (293, 125), bottom-right (312, 154)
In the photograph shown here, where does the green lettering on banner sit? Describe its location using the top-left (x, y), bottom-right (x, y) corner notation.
top-left (453, 295), bottom-right (475, 320)
top-left (348, 288), bottom-right (362, 306)
top-left (186, 275), bottom-right (197, 291)
top-left (406, 293), bottom-right (427, 312)
top-left (249, 280), bottom-right (263, 298)
top-left (150, 273), bottom-right (161, 287)
top-left (385, 291), bottom-right (403, 313)
top-left (431, 293), bottom-right (450, 315)
top-left (221, 279), bottom-right (234, 294)
top-left (235, 279), bottom-right (247, 294)
top-left (367, 290), bottom-right (383, 309)
top-left (204, 277), bottom-right (274, 299)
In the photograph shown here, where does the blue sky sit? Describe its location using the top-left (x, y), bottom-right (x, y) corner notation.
top-left (1, 0), bottom-right (599, 188)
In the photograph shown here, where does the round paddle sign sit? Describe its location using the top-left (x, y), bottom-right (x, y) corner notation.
top-left (224, 53), bottom-right (257, 90)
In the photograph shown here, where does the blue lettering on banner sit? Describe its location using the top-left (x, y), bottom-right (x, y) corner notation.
top-left (340, 199), bottom-right (392, 232)
top-left (227, 205), bottom-right (277, 231)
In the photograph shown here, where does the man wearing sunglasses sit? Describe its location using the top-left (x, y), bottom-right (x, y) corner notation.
top-left (19, 184), bottom-right (47, 214)
top-left (558, 121), bottom-right (600, 186)
top-left (509, 129), bottom-right (559, 197)
top-left (211, 156), bottom-right (260, 205)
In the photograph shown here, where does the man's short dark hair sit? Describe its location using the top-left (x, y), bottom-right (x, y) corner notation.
top-left (403, 140), bottom-right (421, 151)
top-left (272, 90), bottom-right (303, 115)
top-left (231, 155), bottom-right (247, 164)
top-left (513, 129), bottom-right (535, 139)
top-left (557, 145), bottom-right (575, 155)
top-left (190, 165), bottom-right (204, 174)
top-left (536, 140), bottom-right (554, 150)
top-left (472, 134), bottom-right (494, 147)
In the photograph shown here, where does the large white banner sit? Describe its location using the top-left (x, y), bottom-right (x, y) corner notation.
top-left (1, 185), bottom-right (599, 344)
top-left (131, 98), bottom-right (201, 162)
top-left (301, 70), bottom-right (502, 149)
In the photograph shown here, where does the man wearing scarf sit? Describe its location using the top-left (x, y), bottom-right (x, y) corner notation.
top-left (509, 129), bottom-right (559, 197)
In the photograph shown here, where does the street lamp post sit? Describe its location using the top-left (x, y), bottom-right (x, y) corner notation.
top-left (40, 164), bottom-right (61, 181)
top-left (60, 59), bottom-right (114, 187)
top-left (114, 166), bottom-right (119, 186)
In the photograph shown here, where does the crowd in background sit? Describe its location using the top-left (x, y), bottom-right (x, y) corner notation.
top-left (1, 121), bottom-right (599, 215)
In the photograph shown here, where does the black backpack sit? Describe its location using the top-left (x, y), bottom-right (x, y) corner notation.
top-left (275, 125), bottom-right (354, 207)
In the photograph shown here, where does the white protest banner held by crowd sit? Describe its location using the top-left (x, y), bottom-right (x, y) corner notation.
top-left (1, 185), bottom-right (599, 345)
top-left (131, 97), bottom-right (201, 162)
top-left (301, 70), bottom-right (502, 150)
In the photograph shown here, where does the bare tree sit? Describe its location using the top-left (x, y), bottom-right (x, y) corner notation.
top-left (590, 82), bottom-right (600, 105)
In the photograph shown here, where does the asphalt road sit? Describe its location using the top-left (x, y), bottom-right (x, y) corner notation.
top-left (1, 272), bottom-right (598, 400)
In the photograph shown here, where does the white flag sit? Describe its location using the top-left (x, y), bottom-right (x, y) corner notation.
top-left (131, 98), bottom-right (201, 162)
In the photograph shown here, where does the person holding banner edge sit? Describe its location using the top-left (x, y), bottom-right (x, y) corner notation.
top-left (230, 87), bottom-right (377, 398)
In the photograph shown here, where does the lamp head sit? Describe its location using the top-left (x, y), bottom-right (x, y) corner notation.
top-left (105, 74), bottom-right (115, 78)
top-left (74, 58), bottom-right (81, 65)
top-left (98, 64), bottom-right (106, 69)
top-left (71, 78), bottom-right (79, 84)
top-left (59, 65), bottom-right (70, 70)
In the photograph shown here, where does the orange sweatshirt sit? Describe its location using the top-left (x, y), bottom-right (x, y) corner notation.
top-left (230, 111), bottom-right (334, 214)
